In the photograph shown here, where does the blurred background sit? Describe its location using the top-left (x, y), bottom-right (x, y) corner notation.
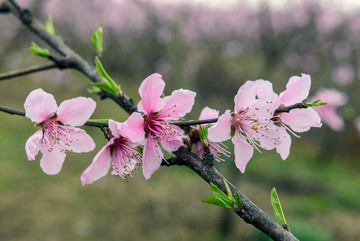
top-left (1, 0), bottom-right (360, 240)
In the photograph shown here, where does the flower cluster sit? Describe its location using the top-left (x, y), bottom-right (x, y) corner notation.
top-left (24, 73), bottom-right (323, 183)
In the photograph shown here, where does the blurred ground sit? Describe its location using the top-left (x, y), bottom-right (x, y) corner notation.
top-left (1, 0), bottom-right (360, 240)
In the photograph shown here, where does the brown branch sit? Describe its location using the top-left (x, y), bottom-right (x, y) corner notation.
top-left (167, 147), bottom-right (299, 241)
top-left (0, 62), bottom-right (57, 81)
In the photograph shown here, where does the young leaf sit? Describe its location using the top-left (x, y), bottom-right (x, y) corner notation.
top-left (91, 24), bottom-right (103, 56)
top-left (270, 187), bottom-right (287, 226)
top-left (222, 176), bottom-right (234, 202)
top-left (88, 119), bottom-right (108, 123)
top-left (305, 100), bottom-right (327, 107)
top-left (210, 182), bottom-right (231, 203)
top-left (95, 57), bottom-right (120, 95)
top-left (29, 42), bottom-right (50, 58)
top-left (44, 15), bottom-right (57, 35)
top-left (202, 196), bottom-right (233, 209)
top-left (235, 193), bottom-right (241, 207)
top-left (90, 82), bottom-right (116, 94)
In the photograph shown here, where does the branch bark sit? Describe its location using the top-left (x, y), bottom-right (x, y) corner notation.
top-left (0, 62), bottom-right (57, 81)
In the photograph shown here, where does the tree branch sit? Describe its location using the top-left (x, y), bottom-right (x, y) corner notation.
top-left (167, 146), bottom-right (299, 241)
top-left (0, 62), bottom-right (57, 81)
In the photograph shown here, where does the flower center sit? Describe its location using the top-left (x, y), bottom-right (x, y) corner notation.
top-left (111, 137), bottom-right (142, 179)
top-left (40, 118), bottom-right (73, 153)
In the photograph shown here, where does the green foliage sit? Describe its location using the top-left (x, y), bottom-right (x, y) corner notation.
top-left (270, 187), bottom-right (288, 228)
top-left (202, 176), bottom-right (241, 211)
top-left (305, 100), bottom-right (327, 107)
top-left (29, 42), bottom-right (50, 58)
top-left (43, 15), bottom-right (57, 35)
top-left (88, 119), bottom-right (109, 123)
top-left (94, 57), bottom-right (121, 96)
top-left (198, 124), bottom-right (211, 145)
top-left (91, 24), bottom-right (103, 56)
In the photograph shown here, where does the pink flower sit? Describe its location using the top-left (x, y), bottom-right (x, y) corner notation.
top-left (24, 88), bottom-right (96, 175)
top-left (208, 81), bottom-right (282, 173)
top-left (121, 73), bottom-right (196, 179)
top-left (189, 107), bottom-right (230, 162)
top-left (80, 120), bottom-right (142, 185)
top-left (311, 88), bottom-right (348, 132)
top-left (256, 74), bottom-right (322, 160)
top-left (355, 117), bottom-right (360, 136)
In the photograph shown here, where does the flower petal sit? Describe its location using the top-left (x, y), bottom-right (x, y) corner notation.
top-left (120, 112), bottom-right (146, 143)
top-left (255, 79), bottom-right (274, 99)
top-left (63, 127), bottom-right (96, 153)
top-left (276, 128), bottom-right (291, 160)
top-left (56, 97), bottom-right (96, 126)
top-left (160, 133), bottom-right (184, 153)
top-left (157, 89), bottom-right (196, 120)
top-left (25, 129), bottom-right (42, 160)
top-left (279, 74), bottom-right (311, 105)
top-left (199, 106), bottom-right (219, 120)
top-left (24, 88), bottom-right (57, 123)
top-left (232, 133), bottom-right (254, 173)
top-left (138, 73), bottom-right (165, 115)
top-left (108, 119), bottom-right (122, 138)
top-left (39, 145), bottom-right (67, 175)
top-left (80, 140), bottom-right (113, 185)
top-left (234, 81), bottom-right (257, 113)
top-left (208, 110), bottom-right (232, 142)
top-left (281, 108), bottom-right (322, 132)
top-left (315, 106), bottom-right (344, 132)
top-left (142, 137), bottom-right (163, 180)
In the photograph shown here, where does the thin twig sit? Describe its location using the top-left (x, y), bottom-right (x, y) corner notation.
top-left (0, 62), bottom-right (57, 81)
top-left (0, 105), bottom-right (25, 116)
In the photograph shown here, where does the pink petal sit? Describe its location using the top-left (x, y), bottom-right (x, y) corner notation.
top-left (234, 81), bottom-right (257, 113)
top-left (315, 106), bottom-right (344, 132)
top-left (157, 89), bottom-right (196, 120)
top-left (39, 145), bottom-right (67, 175)
top-left (120, 112), bottom-right (146, 143)
top-left (142, 137), bottom-right (164, 180)
top-left (276, 128), bottom-right (291, 160)
top-left (64, 127), bottom-right (96, 153)
top-left (281, 108), bottom-right (322, 132)
top-left (108, 119), bottom-right (122, 138)
top-left (208, 110), bottom-right (232, 142)
top-left (160, 134), bottom-right (184, 153)
top-left (279, 74), bottom-right (311, 105)
top-left (24, 88), bottom-right (58, 123)
top-left (199, 107), bottom-right (219, 120)
top-left (80, 140), bottom-right (113, 185)
top-left (232, 133), bottom-right (254, 173)
top-left (56, 97), bottom-right (96, 126)
top-left (137, 73), bottom-right (165, 115)
top-left (25, 129), bottom-right (42, 160)
top-left (247, 92), bottom-right (280, 120)
top-left (255, 79), bottom-right (274, 99)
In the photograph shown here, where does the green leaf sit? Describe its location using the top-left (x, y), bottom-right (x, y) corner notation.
top-left (29, 42), bottom-right (50, 58)
top-left (44, 15), bottom-right (57, 35)
top-left (88, 119), bottom-right (108, 123)
top-left (222, 176), bottom-right (234, 201)
top-left (87, 86), bottom-right (101, 95)
top-left (235, 193), bottom-right (241, 207)
top-left (210, 182), bottom-right (231, 202)
top-left (305, 100), bottom-right (327, 107)
top-left (202, 196), bottom-right (233, 209)
top-left (271, 187), bottom-right (287, 226)
top-left (95, 57), bottom-right (120, 95)
top-left (90, 82), bottom-right (116, 94)
top-left (91, 24), bottom-right (103, 56)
